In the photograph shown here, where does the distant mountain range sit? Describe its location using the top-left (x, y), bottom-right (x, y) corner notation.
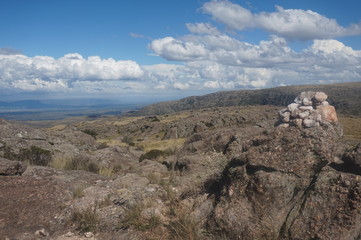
top-left (134, 82), bottom-right (361, 116)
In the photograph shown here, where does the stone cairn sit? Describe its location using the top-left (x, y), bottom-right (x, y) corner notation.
top-left (278, 91), bottom-right (338, 128)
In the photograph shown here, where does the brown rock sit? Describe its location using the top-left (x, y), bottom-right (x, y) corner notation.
top-left (317, 105), bottom-right (338, 123)
top-left (0, 158), bottom-right (27, 176)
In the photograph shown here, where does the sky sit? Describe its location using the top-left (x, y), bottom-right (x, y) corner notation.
top-left (1, 0), bottom-right (361, 102)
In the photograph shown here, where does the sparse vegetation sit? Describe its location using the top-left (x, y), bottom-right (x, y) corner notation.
top-left (122, 202), bottom-right (161, 231)
top-left (13, 146), bottom-right (53, 166)
top-left (73, 186), bottom-right (86, 198)
top-left (339, 116), bottom-right (361, 140)
top-left (64, 155), bottom-right (99, 173)
top-left (81, 129), bottom-right (98, 139)
top-left (168, 210), bottom-right (199, 240)
top-left (29, 146), bottom-right (53, 166)
top-left (136, 138), bottom-right (186, 152)
top-left (139, 149), bottom-right (167, 162)
top-left (99, 166), bottom-right (115, 177)
top-left (97, 194), bottom-right (112, 208)
top-left (70, 206), bottom-right (99, 233)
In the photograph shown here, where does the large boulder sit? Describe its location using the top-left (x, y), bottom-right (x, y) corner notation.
top-left (205, 125), bottom-right (361, 239)
top-left (0, 158), bottom-right (27, 175)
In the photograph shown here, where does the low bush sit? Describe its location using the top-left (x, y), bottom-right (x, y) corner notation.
top-left (64, 155), bottom-right (99, 173)
top-left (139, 149), bottom-right (165, 162)
top-left (81, 129), bottom-right (98, 139)
top-left (16, 146), bottom-right (52, 166)
top-left (70, 206), bottom-right (98, 233)
top-left (122, 203), bottom-right (161, 231)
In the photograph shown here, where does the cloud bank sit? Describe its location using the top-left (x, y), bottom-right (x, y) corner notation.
top-left (0, 53), bottom-right (144, 92)
top-left (1, 0), bottom-right (361, 97)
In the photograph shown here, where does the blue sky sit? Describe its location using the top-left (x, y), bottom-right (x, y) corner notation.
top-left (1, 0), bottom-right (361, 101)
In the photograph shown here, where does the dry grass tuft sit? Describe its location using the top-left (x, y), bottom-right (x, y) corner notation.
top-left (339, 116), bottom-right (361, 140)
top-left (136, 138), bottom-right (186, 152)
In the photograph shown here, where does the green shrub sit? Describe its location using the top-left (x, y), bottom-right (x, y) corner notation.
top-left (29, 146), bottom-right (52, 166)
top-left (5, 145), bottom-right (52, 166)
top-left (82, 129), bottom-right (98, 139)
top-left (122, 136), bottom-right (135, 146)
top-left (139, 148), bottom-right (177, 162)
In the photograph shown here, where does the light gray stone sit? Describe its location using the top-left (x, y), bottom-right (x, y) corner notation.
top-left (278, 123), bottom-right (289, 128)
top-left (321, 101), bottom-right (329, 106)
top-left (288, 103), bottom-right (300, 112)
top-left (299, 111), bottom-right (310, 119)
top-left (281, 111), bottom-right (291, 123)
top-left (295, 118), bottom-right (303, 128)
top-left (299, 106), bottom-right (313, 111)
top-left (314, 92), bottom-right (328, 102)
top-left (303, 119), bottom-right (316, 128)
top-left (302, 98), bottom-right (312, 106)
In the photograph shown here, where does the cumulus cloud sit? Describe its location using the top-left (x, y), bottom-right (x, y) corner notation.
top-left (186, 22), bottom-right (221, 35)
top-left (150, 37), bottom-right (208, 61)
top-left (147, 1), bottom-right (361, 90)
top-left (150, 34), bottom-right (298, 67)
top-left (202, 0), bottom-right (253, 31)
top-left (255, 6), bottom-right (360, 40)
top-left (0, 53), bottom-right (144, 92)
top-left (148, 37), bottom-right (361, 89)
top-left (202, 0), bottom-right (361, 40)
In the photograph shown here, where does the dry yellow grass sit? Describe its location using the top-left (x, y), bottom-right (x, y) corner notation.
top-left (339, 116), bottom-right (361, 140)
top-left (50, 156), bottom-right (72, 170)
top-left (159, 112), bottom-right (192, 124)
top-left (47, 124), bottom-right (67, 131)
top-left (136, 138), bottom-right (187, 152)
top-left (111, 116), bottom-right (144, 126)
top-left (97, 138), bottom-right (128, 147)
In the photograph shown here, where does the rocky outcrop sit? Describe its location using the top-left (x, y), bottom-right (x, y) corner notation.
top-left (0, 157), bottom-right (27, 175)
top-left (205, 117), bottom-right (361, 239)
top-left (278, 91), bottom-right (338, 128)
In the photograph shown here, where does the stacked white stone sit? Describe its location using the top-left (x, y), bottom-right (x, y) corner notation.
top-left (278, 91), bottom-right (338, 128)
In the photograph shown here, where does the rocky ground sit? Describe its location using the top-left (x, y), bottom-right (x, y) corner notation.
top-left (0, 98), bottom-right (361, 239)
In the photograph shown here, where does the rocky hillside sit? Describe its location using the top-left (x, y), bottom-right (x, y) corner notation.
top-left (0, 91), bottom-right (360, 239)
top-left (135, 82), bottom-right (361, 116)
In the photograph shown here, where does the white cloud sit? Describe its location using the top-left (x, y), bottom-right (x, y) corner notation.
top-left (202, 0), bottom-right (253, 31)
top-left (202, 0), bottom-right (361, 40)
top-left (147, 35), bottom-right (361, 90)
top-left (255, 6), bottom-right (359, 40)
top-left (150, 37), bottom-right (208, 61)
top-left (186, 22), bottom-right (221, 35)
top-left (173, 82), bottom-right (190, 90)
top-left (129, 32), bottom-right (145, 38)
top-left (0, 53), bottom-right (144, 92)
